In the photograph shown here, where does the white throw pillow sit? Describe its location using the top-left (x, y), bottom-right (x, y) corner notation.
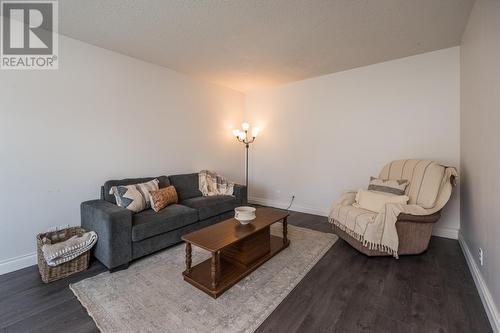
top-left (353, 189), bottom-right (409, 213)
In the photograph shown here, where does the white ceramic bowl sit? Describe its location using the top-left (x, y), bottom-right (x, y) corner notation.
top-left (234, 206), bottom-right (256, 224)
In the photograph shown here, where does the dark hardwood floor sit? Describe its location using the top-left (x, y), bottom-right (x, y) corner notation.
top-left (0, 210), bottom-right (492, 333)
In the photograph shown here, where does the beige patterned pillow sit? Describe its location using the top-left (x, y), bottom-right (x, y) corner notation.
top-left (109, 179), bottom-right (159, 212)
top-left (368, 177), bottom-right (409, 195)
top-left (149, 186), bottom-right (178, 212)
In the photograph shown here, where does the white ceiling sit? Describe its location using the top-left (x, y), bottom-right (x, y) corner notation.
top-left (59, 0), bottom-right (474, 92)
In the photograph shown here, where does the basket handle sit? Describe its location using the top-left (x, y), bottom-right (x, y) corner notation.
top-left (47, 224), bottom-right (70, 242)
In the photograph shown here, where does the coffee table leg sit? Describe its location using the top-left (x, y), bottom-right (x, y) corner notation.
top-left (283, 217), bottom-right (289, 246)
top-left (216, 251), bottom-right (221, 284)
top-left (211, 251), bottom-right (219, 289)
top-left (185, 243), bottom-right (192, 273)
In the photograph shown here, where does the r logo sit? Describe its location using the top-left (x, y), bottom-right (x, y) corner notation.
top-left (0, 1), bottom-right (58, 69)
top-left (2, 2), bottom-right (53, 54)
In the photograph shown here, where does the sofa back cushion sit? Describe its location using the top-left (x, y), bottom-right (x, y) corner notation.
top-left (378, 160), bottom-right (445, 209)
top-left (168, 173), bottom-right (202, 201)
top-left (102, 176), bottom-right (170, 204)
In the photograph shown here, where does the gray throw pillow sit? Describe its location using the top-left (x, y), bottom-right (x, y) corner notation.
top-left (368, 177), bottom-right (409, 195)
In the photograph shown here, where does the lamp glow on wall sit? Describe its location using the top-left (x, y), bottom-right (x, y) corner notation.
top-left (233, 122), bottom-right (260, 196)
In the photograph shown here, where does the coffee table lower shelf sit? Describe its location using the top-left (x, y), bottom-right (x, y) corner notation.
top-left (183, 235), bottom-right (288, 298)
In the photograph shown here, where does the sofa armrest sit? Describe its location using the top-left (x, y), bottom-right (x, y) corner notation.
top-left (81, 200), bottom-right (132, 270)
top-left (233, 184), bottom-right (247, 205)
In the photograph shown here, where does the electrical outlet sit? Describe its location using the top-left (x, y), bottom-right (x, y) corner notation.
top-left (479, 248), bottom-right (484, 266)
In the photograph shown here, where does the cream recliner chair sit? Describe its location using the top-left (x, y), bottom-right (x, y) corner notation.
top-left (329, 159), bottom-right (457, 257)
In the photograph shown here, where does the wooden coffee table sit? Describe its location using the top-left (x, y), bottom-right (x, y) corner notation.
top-left (181, 207), bottom-right (289, 298)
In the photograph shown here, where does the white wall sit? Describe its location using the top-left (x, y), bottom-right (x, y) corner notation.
top-left (0, 38), bottom-right (463, 275)
top-left (0, 35), bottom-right (244, 274)
top-left (460, 0), bottom-right (500, 331)
top-left (245, 47), bottom-right (460, 237)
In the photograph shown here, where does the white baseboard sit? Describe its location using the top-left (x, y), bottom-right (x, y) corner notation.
top-left (250, 196), bottom-right (459, 240)
top-left (248, 197), bottom-right (329, 217)
top-left (459, 232), bottom-right (500, 333)
top-left (432, 226), bottom-right (459, 239)
top-left (0, 252), bottom-right (37, 275)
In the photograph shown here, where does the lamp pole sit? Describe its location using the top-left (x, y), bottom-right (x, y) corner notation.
top-left (245, 142), bottom-right (249, 190)
top-left (233, 123), bottom-right (259, 198)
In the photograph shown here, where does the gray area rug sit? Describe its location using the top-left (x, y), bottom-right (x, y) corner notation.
top-left (70, 224), bottom-right (337, 333)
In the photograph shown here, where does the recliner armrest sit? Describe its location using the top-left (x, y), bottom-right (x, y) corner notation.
top-left (81, 200), bottom-right (132, 270)
top-left (233, 184), bottom-right (247, 205)
top-left (397, 210), bottom-right (441, 224)
top-left (336, 191), bottom-right (357, 207)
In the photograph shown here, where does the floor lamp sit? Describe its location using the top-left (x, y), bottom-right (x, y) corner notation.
top-left (233, 122), bottom-right (260, 196)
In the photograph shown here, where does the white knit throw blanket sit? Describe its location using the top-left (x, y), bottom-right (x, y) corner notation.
top-left (199, 170), bottom-right (234, 196)
top-left (328, 167), bottom-right (457, 258)
top-left (42, 231), bottom-right (98, 267)
top-left (329, 197), bottom-right (428, 257)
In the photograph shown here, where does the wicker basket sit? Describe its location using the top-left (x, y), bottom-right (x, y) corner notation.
top-left (37, 226), bottom-right (90, 283)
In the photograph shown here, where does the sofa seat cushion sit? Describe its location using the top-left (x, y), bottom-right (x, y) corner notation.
top-left (132, 204), bottom-right (198, 242)
top-left (181, 195), bottom-right (238, 220)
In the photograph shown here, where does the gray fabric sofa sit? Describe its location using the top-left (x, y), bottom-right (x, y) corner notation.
top-left (81, 173), bottom-right (247, 271)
